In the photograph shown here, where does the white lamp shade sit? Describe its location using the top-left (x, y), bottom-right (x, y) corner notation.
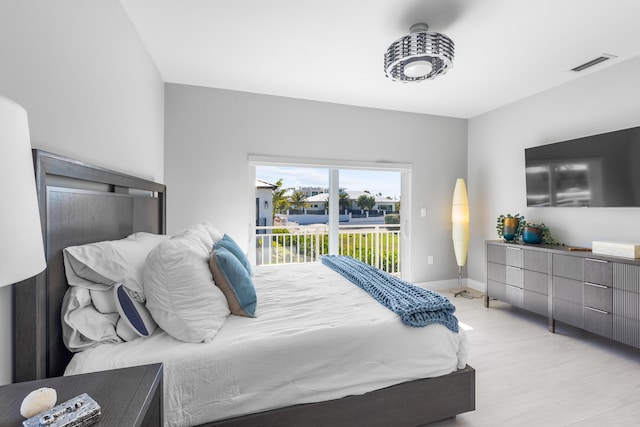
top-left (452, 178), bottom-right (469, 267)
top-left (0, 95), bottom-right (46, 287)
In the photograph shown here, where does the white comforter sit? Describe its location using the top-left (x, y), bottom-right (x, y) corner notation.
top-left (65, 262), bottom-right (468, 426)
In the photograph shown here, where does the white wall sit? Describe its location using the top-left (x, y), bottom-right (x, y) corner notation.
top-left (0, 1), bottom-right (164, 182)
top-left (0, 1), bottom-right (164, 384)
top-left (165, 83), bottom-right (467, 282)
top-left (468, 56), bottom-right (640, 284)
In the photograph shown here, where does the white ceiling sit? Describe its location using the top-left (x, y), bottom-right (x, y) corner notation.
top-left (120, 0), bottom-right (640, 119)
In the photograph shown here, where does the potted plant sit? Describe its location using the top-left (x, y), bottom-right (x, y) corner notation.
top-left (496, 213), bottom-right (525, 242)
top-left (521, 221), bottom-right (560, 245)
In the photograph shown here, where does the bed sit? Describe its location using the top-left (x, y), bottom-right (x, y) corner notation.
top-left (14, 150), bottom-right (475, 426)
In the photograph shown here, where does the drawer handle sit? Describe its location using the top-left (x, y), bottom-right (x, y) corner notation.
top-left (585, 282), bottom-right (608, 289)
top-left (506, 266), bottom-right (522, 270)
top-left (585, 258), bottom-right (608, 264)
top-left (507, 247), bottom-right (523, 251)
top-left (585, 306), bottom-right (609, 315)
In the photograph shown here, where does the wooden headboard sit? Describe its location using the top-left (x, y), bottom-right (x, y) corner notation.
top-left (13, 150), bottom-right (166, 382)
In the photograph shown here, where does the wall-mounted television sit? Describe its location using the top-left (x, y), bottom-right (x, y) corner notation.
top-left (525, 126), bottom-right (640, 207)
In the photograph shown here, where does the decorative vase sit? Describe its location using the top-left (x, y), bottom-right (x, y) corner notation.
top-left (522, 225), bottom-right (543, 244)
top-left (502, 217), bottom-right (519, 242)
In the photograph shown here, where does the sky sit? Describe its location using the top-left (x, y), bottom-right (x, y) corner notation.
top-left (257, 166), bottom-right (401, 199)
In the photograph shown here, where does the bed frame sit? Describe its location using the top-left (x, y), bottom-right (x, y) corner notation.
top-left (14, 150), bottom-right (475, 426)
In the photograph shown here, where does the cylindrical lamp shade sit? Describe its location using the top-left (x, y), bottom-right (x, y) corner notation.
top-left (0, 95), bottom-right (46, 287)
top-left (451, 178), bottom-right (469, 267)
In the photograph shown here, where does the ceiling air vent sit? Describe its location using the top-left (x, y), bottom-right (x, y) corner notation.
top-left (571, 54), bottom-right (617, 72)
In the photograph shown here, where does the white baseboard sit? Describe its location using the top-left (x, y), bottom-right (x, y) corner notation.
top-left (414, 278), bottom-right (459, 291)
top-left (416, 278), bottom-right (485, 294)
top-left (467, 278), bottom-right (485, 293)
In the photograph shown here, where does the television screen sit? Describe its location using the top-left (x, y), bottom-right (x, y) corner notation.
top-left (525, 126), bottom-right (640, 207)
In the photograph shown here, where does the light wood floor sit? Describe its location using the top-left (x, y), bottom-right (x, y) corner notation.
top-left (431, 290), bottom-right (640, 426)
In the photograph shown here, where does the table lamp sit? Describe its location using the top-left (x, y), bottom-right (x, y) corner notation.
top-left (0, 95), bottom-right (46, 287)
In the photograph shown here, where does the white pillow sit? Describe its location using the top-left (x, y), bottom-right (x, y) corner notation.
top-left (173, 222), bottom-right (224, 250)
top-left (201, 221), bottom-right (223, 244)
top-left (63, 232), bottom-right (169, 302)
top-left (143, 235), bottom-right (230, 343)
top-left (173, 223), bottom-right (214, 248)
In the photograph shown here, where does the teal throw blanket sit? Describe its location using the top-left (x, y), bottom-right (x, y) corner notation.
top-left (321, 255), bottom-right (459, 333)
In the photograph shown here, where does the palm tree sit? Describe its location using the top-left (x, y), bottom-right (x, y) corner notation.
top-left (356, 194), bottom-right (376, 211)
top-left (339, 192), bottom-right (351, 212)
top-left (272, 179), bottom-right (290, 215)
top-left (289, 190), bottom-right (309, 210)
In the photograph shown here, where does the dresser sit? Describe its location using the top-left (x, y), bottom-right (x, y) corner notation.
top-left (486, 241), bottom-right (640, 347)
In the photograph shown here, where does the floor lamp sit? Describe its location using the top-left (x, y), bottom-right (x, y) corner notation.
top-left (0, 95), bottom-right (46, 288)
top-left (451, 178), bottom-right (472, 298)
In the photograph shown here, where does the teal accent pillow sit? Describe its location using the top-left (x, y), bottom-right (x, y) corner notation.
top-left (216, 234), bottom-right (252, 275)
top-left (209, 246), bottom-right (257, 317)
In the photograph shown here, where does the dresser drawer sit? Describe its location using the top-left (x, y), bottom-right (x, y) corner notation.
top-left (487, 280), bottom-right (506, 302)
top-left (488, 262), bottom-right (506, 283)
top-left (584, 258), bottom-right (612, 286)
top-left (524, 290), bottom-right (548, 317)
top-left (553, 276), bottom-right (583, 304)
top-left (524, 269), bottom-right (548, 295)
top-left (584, 306), bottom-right (612, 338)
top-left (506, 265), bottom-right (523, 288)
top-left (584, 282), bottom-right (612, 312)
top-left (553, 254), bottom-right (584, 281)
top-left (487, 244), bottom-right (506, 264)
top-left (506, 246), bottom-right (524, 268)
top-left (524, 250), bottom-right (549, 274)
top-left (506, 284), bottom-right (524, 308)
top-left (505, 246), bottom-right (524, 268)
top-left (553, 298), bottom-right (584, 329)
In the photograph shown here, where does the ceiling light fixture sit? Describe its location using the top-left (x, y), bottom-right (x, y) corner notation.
top-left (384, 23), bottom-right (454, 82)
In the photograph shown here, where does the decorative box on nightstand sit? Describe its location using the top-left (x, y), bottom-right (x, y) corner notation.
top-left (0, 363), bottom-right (163, 426)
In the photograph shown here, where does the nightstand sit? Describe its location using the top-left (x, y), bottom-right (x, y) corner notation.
top-left (0, 363), bottom-right (163, 426)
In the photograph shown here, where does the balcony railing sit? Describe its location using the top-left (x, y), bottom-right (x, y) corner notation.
top-left (255, 224), bottom-right (401, 274)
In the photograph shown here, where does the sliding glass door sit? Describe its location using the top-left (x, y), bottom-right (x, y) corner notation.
top-left (252, 160), bottom-right (405, 275)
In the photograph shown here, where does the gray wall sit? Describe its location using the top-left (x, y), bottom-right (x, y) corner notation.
top-left (165, 83), bottom-right (468, 282)
top-left (468, 55), bottom-right (640, 285)
top-left (0, 1), bottom-right (164, 384)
